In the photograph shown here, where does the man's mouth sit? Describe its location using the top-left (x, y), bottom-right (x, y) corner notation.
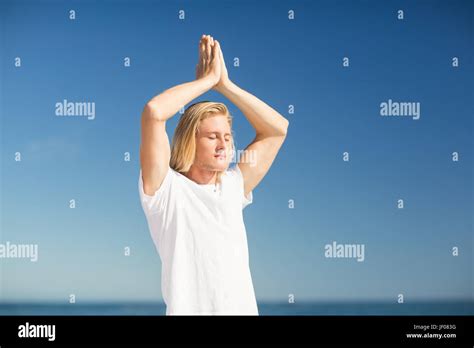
top-left (215, 151), bottom-right (226, 159)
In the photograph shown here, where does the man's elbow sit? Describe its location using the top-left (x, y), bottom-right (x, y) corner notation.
top-left (143, 102), bottom-right (164, 121)
top-left (256, 118), bottom-right (289, 139)
top-left (278, 118), bottom-right (289, 137)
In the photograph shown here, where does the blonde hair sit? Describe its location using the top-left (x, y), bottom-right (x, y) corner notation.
top-left (170, 101), bottom-right (234, 184)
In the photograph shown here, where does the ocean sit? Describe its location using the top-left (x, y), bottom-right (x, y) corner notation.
top-left (0, 301), bottom-right (472, 316)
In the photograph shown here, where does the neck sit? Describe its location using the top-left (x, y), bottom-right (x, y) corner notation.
top-left (184, 165), bottom-right (217, 185)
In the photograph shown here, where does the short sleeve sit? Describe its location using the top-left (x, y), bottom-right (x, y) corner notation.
top-left (232, 164), bottom-right (253, 209)
top-left (138, 167), bottom-right (174, 214)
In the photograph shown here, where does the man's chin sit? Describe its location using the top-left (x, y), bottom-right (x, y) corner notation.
top-left (205, 163), bottom-right (229, 172)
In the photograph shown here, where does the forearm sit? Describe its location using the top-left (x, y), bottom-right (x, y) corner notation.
top-left (145, 77), bottom-right (215, 121)
top-left (219, 81), bottom-right (289, 137)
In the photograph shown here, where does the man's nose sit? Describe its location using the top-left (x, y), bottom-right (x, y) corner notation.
top-left (216, 136), bottom-right (226, 147)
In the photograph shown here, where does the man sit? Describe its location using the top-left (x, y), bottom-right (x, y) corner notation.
top-left (139, 34), bottom-right (289, 315)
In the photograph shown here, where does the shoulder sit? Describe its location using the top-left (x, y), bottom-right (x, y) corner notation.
top-left (223, 164), bottom-right (253, 208)
top-left (138, 166), bottom-right (180, 213)
top-left (222, 165), bottom-right (244, 189)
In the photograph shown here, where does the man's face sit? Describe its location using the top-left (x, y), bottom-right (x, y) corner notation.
top-left (194, 115), bottom-right (233, 172)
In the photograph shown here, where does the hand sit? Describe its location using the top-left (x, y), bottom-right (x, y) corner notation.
top-left (195, 34), bottom-right (221, 87)
top-left (212, 39), bottom-right (231, 92)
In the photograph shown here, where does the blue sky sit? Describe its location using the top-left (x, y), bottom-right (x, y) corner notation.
top-left (1, 0), bottom-right (472, 303)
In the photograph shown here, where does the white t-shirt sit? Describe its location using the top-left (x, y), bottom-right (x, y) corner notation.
top-left (138, 164), bottom-right (259, 315)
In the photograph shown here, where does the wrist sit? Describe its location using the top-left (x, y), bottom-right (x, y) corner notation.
top-left (214, 79), bottom-right (234, 94)
top-left (199, 75), bottom-right (218, 90)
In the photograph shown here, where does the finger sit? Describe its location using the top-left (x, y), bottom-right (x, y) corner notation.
top-left (220, 43), bottom-right (225, 63)
top-left (199, 36), bottom-right (205, 50)
top-left (220, 48), bottom-right (225, 64)
top-left (206, 38), bottom-right (211, 60)
top-left (212, 41), bottom-right (219, 62)
top-left (201, 35), bottom-right (208, 54)
top-left (212, 38), bottom-right (219, 61)
top-left (201, 35), bottom-right (208, 59)
top-left (200, 40), bottom-right (206, 59)
top-left (214, 40), bottom-right (223, 59)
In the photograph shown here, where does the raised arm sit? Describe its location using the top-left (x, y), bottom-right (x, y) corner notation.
top-left (213, 42), bottom-right (289, 197)
top-left (140, 35), bottom-right (221, 196)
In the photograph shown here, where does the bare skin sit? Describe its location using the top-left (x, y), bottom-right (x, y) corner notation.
top-left (184, 115), bottom-right (233, 185)
top-left (140, 34), bottom-right (289, 197)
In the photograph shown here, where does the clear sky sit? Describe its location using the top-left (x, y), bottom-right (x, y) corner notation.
top-left (1, 0), bottom-right (472, 303)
